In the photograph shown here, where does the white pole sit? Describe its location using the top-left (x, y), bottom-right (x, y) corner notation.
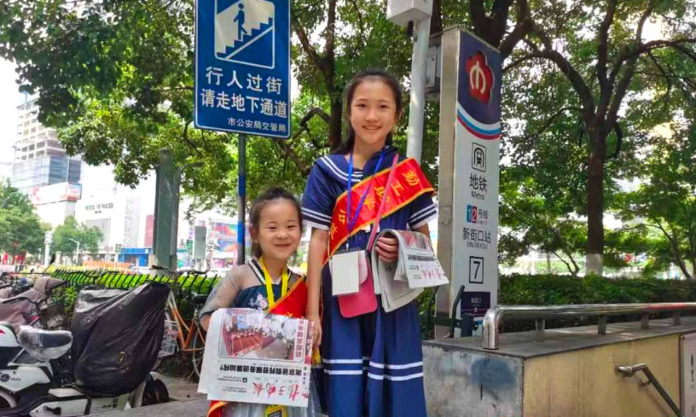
top-left (43, 231), bottom-right (52, 267)
top-left (406, 17), bottom-right (432, 163)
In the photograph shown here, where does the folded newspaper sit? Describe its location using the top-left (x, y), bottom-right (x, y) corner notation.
top-left (372, 229), bottom-right (449, 312)
top-left (198, 308), bottom-right (314, 407)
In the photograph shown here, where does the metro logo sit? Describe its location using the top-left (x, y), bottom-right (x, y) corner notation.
top-left (466, 51), bottom-right (494, 103)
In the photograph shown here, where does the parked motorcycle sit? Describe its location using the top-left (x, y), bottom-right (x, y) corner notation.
top-left (0, 282), bottom-right (170, 416)
top-left (0, 277), bottom-right (66, 329)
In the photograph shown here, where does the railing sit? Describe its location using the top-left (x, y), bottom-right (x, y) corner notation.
top-left (617, 363), bottom-right (682, 417)
top-left (482, 302), bottom-right (696, 350)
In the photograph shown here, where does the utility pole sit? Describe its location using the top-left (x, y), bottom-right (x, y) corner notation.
top-left (237, 134), bottom-right (247, 265)
top-left (152, 149), bottom-right (180, 270)
top-left (387, 0), bottom-right (434, 163)
top-left (67, 238), bottom-right (80, 265)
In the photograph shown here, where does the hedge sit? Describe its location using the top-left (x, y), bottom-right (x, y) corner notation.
top-left (418, 274), bottom-right (696, 337)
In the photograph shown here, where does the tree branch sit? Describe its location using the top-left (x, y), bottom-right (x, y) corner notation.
top-left (522, 106), bottom-right (581, 142)
top-left (499, 0), bottom-right (532, 58)
top-left (181, 119), bottom-right (204, 157)
top-left (656, 222), bottom-right (693, 279)
top-left (291, 17), bottom-right (325, 78)
top-left (597, 2), bottom-right (617, 82)
top-left (527, 25), bottom-right (595, 121)
top-left (646, 50), bottom-right (673, 112)
top-left (348, 0), bottom-right (366, 44)
top-left (606, 5), bottom-right (655, 125)
top-left (606, 122), bottom-right (623, 160)
top-left (595, 0), bottom-right (617, 117)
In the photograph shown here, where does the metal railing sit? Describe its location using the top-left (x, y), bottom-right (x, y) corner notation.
top-left (616, 363), bottom-right (682, 417)
top-left (482, 302), bottom-right (696, 350)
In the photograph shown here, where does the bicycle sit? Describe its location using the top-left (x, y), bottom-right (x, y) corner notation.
top-left (150, 265), bottom-right (212, 379)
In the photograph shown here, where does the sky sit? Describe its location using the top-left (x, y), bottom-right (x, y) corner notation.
top-left (0, 59), bottom-right (23, 163)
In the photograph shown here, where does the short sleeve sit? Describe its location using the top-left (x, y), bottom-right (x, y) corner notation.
top-left (408, 193), bottom-right (437, 229)
top-left (301, 163), bottom-right (334, 230)
top-left (198, 269), bottom-right (240, 322)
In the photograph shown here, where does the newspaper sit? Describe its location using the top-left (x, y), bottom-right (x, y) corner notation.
top-left (198, 308), bottom-right (314, 407)
top-left (372, 230), bottom-right (449, 312)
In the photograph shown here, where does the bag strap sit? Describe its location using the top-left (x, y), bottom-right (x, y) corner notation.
top-left (367, 153), bottom-right (400, 251)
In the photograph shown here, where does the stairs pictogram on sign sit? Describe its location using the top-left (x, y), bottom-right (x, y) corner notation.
top-left (215, 0), bottom-right (276, 69)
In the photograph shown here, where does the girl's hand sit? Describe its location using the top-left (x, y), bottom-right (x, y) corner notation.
top-left (307, 313), bottom-right (322, 350)
top-left (375, 236), bottom-right (399, 263)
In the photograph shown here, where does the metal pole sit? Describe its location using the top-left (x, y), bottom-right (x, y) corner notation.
top-left (43, 231), bottom-right (52, 267)
top-left (237, 134), bottom-right (247, 265)
top-left (406, 16), bottom-right (432, 163)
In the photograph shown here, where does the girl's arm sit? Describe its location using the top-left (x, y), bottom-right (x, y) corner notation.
top-left (306, 228), bottom-right (329, 348)
top-left (199, 273), bottom-right (241, 331)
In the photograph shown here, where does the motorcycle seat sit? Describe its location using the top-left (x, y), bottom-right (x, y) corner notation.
top-left (17, 326), bottom-right (72, 361)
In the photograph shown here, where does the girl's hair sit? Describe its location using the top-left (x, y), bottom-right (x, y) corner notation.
top-left (248, 187), bottom-right (303, 259)
top-left (335, 69), bottom-right (404, 154)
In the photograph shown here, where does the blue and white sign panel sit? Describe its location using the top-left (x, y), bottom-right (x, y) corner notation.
top-left (451, 31), bottom-right (501, 312)
top-left (195, 0), bottom-right (291, 138)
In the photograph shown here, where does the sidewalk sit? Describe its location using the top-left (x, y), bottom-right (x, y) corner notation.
top-left (154, 373), bottom-right (207, 402)
top-left (88, 399), bottom-right (209, 417)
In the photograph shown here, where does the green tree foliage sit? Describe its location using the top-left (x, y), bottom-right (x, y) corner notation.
top-left (618, 124), bottom-right (696, 279)
top-left (4, 0), bottom-right (696, 276)
top-left (499, 0), bottom-right (696, 273)
top-left (51, 216), bottom-right (103, 257)
top-left (0, 0), bottom-right (416, 209)
top-left (0, 181), bottom-right (47, 257)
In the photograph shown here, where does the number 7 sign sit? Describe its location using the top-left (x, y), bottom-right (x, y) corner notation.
top-left (469, 256), bottom-right (484, 284)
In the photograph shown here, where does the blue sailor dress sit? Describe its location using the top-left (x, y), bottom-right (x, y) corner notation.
top-left (301, 146), bottom-right (437, 417)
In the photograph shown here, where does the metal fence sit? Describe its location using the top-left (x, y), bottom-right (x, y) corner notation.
top-left (51, 268), bottom-right (221, 318)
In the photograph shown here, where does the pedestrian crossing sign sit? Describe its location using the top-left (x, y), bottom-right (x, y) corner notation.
top-left (195, 0), bottom-right (290, 137)
top-left (215, 0), bottom-right (276, 69)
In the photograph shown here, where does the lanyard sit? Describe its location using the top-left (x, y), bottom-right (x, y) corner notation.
top-left (347, 151), bottom-right (385, 236)
top-left (259, 257), bottom-right (289, 309)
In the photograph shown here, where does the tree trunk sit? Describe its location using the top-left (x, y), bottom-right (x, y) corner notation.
top-left (328, 94), bottom-right (342, 150)
top-left (586, 138), bottom-right (605, 276)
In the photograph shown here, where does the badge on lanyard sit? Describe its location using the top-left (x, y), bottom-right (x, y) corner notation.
top-left (259, 258), bottom-right (289, 309)
top-left (330, 151), bottom-right (385, 297)
top-left (265, 405), bottom-right (287, 417)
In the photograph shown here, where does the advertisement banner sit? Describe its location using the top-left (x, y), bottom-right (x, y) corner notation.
top-left (198, 308), bottom-right (313, 407)
top-left (29, 183), bottom-right (82, 205)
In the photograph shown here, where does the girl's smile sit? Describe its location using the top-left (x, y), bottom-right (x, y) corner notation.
top-left (254, 199), bottom-right (301, 264)
top-left (349, 80), bottom-right (399, 151)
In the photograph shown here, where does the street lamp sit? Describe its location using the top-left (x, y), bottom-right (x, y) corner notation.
top-left (67, 238), bottom-right (80, 265)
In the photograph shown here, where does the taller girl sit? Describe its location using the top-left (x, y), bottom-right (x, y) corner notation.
top-left (302, 70), bottom-right (437, 417)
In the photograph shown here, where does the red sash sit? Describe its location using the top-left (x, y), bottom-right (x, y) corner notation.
top-left (268, 277), bottom-right (307, 318)
top-left (324, 157), bottom-right (434, 264)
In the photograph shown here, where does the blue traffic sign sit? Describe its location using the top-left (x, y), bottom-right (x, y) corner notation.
top-left (195, 0), bottom-right (290, 138)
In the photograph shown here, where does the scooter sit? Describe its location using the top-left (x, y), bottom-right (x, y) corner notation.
top-left (0, 283), bottom-right (170, 416)
top-left (0, 277), bottom-right (66, 329)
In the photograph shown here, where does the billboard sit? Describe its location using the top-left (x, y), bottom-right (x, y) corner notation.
top-left (29, 183), bottom-right (81, 205)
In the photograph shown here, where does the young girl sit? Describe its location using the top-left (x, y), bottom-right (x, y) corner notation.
top-left (199, 187), bottom-right (311, 417)
top-left (302, 70), bottom-right (437, 417)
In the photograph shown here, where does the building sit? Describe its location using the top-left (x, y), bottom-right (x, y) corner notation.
top-left (10, 96), bottom-right (82, 228)
top-left (0, 161), bottom-right (11, 181)
top-left (11, 96), bottom-right (81, 191)
top-left (75, 164), bottom-right (156, 264)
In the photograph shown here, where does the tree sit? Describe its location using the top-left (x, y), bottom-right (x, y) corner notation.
top-left (496, 0), bottom-right (696, 274)
top-left (619, 124), bottom-right (696, 279)
top-left (51, 216), bottom-right (102, 259)
top-left (0, 181), bottom-right (47, 259)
